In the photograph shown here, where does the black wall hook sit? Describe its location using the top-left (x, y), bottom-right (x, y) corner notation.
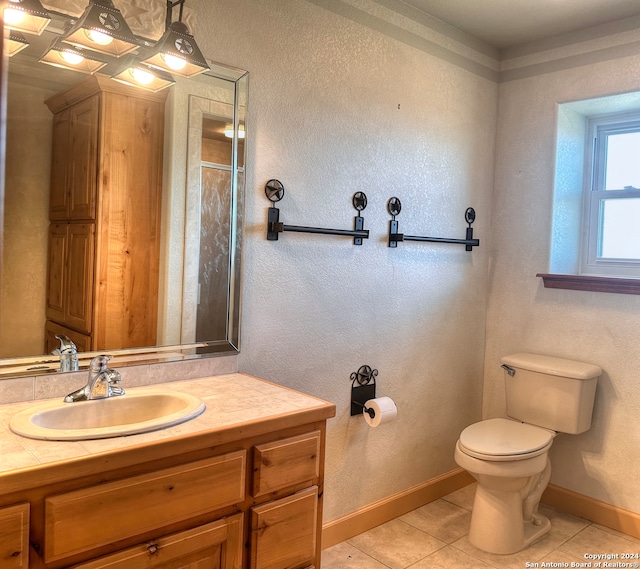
top-left (265, 179), bottom-right (370, 245)
top-left (387, 197), bottom-right (480, 251)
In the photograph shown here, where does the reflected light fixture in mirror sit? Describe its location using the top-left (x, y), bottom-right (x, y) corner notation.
top-left (224, 124), bottom-right (245, 139)
top-left (3, 0), bottom-right (51, 35)
top-left (141, 0), bottom-right (210, 78)
top-left (7, 30), bottom-right (30, 57)
top-left (39, 38), bottom-right (108, 74)
top-left (61, 0), bottom-right (139, 57)
top-left (111, 58), bottom-right (176, 92)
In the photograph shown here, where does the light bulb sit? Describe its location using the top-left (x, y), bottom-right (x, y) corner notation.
top-left (4, 8), bottom-right (25, 26)
top-left (85, 28), bottom-right (113, 46)
top-left (162, 53), bottom-right (187, 71)
top-left (60, 51), bottom-right (85, 65)
top-left (131, 67), bottom-right (154, 85)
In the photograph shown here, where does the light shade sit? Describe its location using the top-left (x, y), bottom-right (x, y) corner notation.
top-left (140, 21), bottom-right (209, 78)
top-left (40, 38), bottom-right (108, 74)
top-left (111, 59), bottom-right (175, 93)
top-left (61, 0), bottom-right (139, 57)
top-left (4, 0), bottom-right (51, 35)
top-left (7, 30), bottom-right (30, 57)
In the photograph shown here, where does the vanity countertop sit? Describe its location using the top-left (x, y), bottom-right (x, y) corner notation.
top-left (0, 373), bottom-right (336, 495)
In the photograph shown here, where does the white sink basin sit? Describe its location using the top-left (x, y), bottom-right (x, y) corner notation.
top-left (9, 391), bottom-right (206, 441)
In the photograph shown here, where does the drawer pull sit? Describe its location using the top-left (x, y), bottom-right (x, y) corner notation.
top-left (147, 543), bottom-right (159, 555)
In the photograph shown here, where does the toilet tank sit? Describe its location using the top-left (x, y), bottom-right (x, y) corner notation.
top-left (501, 353), bottom-right (601, 434)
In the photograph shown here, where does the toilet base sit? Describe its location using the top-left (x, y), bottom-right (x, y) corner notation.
top-left (468, 483), bottom-right (551, 554)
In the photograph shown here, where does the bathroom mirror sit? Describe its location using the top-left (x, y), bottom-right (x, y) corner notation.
top-left (0, 43), bottom-right (248, 376)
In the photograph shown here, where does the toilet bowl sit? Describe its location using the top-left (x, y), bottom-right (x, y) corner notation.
top-left (454, 353), bottom-right (601, 555)
top-left (454, 418), bottom-right (555, 554)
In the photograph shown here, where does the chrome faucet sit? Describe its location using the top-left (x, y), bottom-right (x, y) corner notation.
top-left (63, 355), bottom-right (124, 403)
top-left (52, 334), bottom-right (79, 372)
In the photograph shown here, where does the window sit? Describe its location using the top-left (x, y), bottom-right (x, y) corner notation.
top-left (581, 113), bottom-right (640, 277)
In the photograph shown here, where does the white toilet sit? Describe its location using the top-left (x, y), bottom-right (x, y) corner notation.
top-left (454, 353), bottom-right (601, 555)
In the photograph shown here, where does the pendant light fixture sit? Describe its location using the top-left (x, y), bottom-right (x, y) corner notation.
top-left (7, 30), bottom-right (30, 57)
top-left (140, 0), bottom-right (209, 78)
top-left (111, 57), bottom-right (176, 92)
top-left (61, 0), bottom-right (139, 57)
top-left (39, 38), bottom-right (108, 74)
top-left (3, 0), bottom-right (51, 35)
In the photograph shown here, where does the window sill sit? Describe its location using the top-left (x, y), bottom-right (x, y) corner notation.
top-left (537, 273), bottom-right (640, 295)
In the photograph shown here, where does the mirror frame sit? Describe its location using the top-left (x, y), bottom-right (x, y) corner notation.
top-left (0, 57), bottom-right (248, 378)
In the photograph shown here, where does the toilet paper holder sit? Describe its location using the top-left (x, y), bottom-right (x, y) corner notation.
top-left (350, 365), bottom-right (378, 417)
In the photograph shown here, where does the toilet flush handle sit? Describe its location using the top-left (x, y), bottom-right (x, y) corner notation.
top-left (501, 364), bottom-right (516, 377)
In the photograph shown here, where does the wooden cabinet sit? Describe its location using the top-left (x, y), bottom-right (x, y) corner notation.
top-left (44, 75), bottom-right (167, 351)
top-left (0, 502), bottom-right (29, 569)
top-left (1, 419), bottom-right (330, 569)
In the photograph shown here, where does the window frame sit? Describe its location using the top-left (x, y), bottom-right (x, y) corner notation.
top-left (580, 112), bottom-right (640, 278)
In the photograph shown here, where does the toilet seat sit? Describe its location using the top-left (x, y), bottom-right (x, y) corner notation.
top-left (458, 418), bottom-right (555, 462)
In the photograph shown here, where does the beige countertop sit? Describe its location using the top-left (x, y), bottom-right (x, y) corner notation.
top-left (0, 373), bottom-right (336, 490)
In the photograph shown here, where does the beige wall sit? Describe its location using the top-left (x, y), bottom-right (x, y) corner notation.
top-left (486, 57), bottom-right (640, 513)
top-left (1, 77), bottom-right (54, 357)
top-left (190, 0), bottom-right (497, 522)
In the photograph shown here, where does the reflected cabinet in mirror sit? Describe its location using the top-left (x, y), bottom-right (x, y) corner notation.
top-left (0, 49), bottom-right (247, 376)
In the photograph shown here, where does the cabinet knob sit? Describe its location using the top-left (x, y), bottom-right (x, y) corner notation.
top-left (147, 543), bottom-right (159, 555)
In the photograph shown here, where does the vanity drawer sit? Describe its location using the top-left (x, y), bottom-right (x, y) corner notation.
top-left (69, 514), bottom-right (243, 569)
top-left (253, 431), bottom-right (320, 497)
top-left (44, 450), bottom-right (246, 562)
top-left (250, 486), bottom-right (318, 569)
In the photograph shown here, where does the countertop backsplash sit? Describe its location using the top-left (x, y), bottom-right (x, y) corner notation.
top-left (0, 354), bottom-right (238, 405)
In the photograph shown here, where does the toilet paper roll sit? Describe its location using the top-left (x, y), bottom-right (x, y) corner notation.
top-left (363, 396), bottom-right (397, 427)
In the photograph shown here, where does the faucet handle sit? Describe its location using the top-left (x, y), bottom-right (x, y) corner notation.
top-left (106, 369), bottom-right (122, 384)
top-left (53, 334), bottom-right (77, 354)
top-left (89, 354), bottom-right (112, 372)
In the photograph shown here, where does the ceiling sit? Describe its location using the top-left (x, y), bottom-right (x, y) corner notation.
top-left (401, 0), bottom-right (640, 49)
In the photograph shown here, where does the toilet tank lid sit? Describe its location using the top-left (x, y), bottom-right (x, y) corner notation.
top-left (501, 353), bottom-right (601, 380)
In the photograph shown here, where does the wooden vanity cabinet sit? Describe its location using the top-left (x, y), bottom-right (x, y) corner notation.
top-left (0, 502), bottom-right (29, 569)
top-left (44, 75), bottom-right (167, 351)
top-left (1, 418), bottom-right (330, 569)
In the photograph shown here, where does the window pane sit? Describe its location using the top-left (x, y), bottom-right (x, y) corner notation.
top-left (605, 132), bottom-right (640, 189)
top-left (600, 198), bottom-right (640, 259)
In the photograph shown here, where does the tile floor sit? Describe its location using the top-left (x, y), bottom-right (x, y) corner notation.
top-left (322, 484), bottom-right (640, 569)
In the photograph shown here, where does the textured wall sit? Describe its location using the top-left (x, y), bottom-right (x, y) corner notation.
top-left (1, 78), bottom-right (54, 357)
top-left (486, 56), bottom-right (640, 513)
top-left (189, 0), bottom-right (497, 522)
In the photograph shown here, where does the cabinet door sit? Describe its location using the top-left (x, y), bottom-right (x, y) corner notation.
top-left (70, 514), bottom-right (243, 569)
top-left (0, 503), bottom-right (29, 569)
top-left (49, 110), bottom-right (71, 221)
top-left (67, 96), bottom-right (98, 220)
top-left (46, 223), bottom-right (68, 324)
top-left (64, 223), bottom-right (95, 333)
top-left (46, 223), bottom-right (95, 335)
top-left (250, 487), bottom-right (318, 569)
top-left (49, 97), bottom-right (98, 221)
